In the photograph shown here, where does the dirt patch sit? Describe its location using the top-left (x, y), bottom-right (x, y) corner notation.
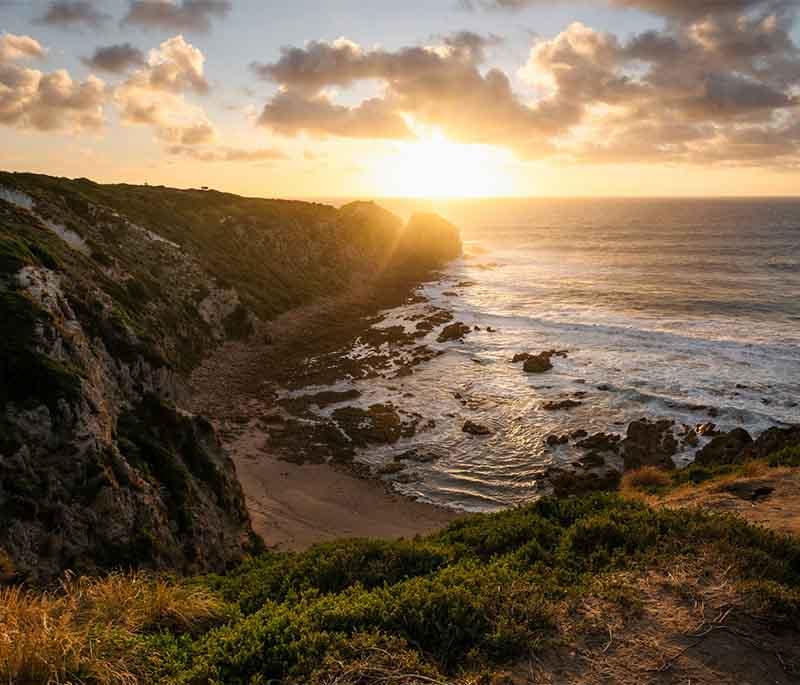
top-left (511, 560), bottom-right (800, 684)
top-left (660, 468), bottom-right (800, 538)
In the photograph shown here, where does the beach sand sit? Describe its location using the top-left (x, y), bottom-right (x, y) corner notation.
top-left (226, 423), bottom-right (459, 550)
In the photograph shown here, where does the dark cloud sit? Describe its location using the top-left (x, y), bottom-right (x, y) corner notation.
top-left (123, 0), bottom-right (231, 32)
top-left (34, 1), bottom-right (111, 29)
top-left (83, 43), bottom-right (146, 73)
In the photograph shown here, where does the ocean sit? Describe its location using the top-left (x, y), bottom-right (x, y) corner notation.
top-left (324, 198), bottom-right (800, 511)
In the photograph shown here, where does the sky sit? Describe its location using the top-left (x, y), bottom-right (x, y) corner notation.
top-left (0, 0), bottom-right (799, 198)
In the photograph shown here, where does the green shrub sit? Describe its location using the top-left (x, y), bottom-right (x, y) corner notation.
top-left (768, 445), bottom-right (800, 468)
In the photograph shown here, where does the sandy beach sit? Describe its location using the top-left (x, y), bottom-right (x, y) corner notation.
top-left (225, 423), bottom-right (458, 550)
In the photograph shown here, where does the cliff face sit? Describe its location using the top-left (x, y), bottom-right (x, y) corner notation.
top-left (0, 172), bottom-right (461, 582)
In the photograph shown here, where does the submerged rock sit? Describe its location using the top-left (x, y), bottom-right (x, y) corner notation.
top-left (524, 354), bottom-right (554, 373)
top-left (437, 321), bottom-right (472, 343)
top-left (515, 349), bottom-right (567, 373)
top-left (542, 399), bottom-right (582, 411)
top-left (463, 420), bottom-right (492, 436)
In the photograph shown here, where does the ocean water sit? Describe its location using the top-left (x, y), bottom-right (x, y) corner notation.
top-left (327, 198), bottom-right (800, 512)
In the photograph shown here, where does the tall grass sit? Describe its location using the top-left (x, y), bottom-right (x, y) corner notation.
top-left (0, 572), bottom-right (225, 685)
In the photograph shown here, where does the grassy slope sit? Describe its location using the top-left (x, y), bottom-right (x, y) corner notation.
top-left (3, 475), bottom-right (799, 684)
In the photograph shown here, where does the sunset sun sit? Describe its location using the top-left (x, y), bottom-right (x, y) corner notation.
top-left (375, 131), bottom-right (515, 198)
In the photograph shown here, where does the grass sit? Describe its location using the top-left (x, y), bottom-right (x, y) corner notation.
top-left (621, 466), bottom-right (672, 494)
top-left (6, 493), bottom-right (797, 684)
top-left (0, 572), bottom-right (226, 685)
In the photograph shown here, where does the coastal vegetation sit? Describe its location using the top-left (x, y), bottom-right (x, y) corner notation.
top-left (2, 480), bottom-right (799, 684)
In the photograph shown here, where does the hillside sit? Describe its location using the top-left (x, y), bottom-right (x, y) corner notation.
top-left (0, 172), bottom-right (462, 583)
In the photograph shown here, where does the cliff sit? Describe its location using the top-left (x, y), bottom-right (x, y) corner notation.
top-left (0, 172), bottom-right (462, 583)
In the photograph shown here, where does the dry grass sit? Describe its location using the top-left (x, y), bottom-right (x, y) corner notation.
top-left (0, 571), bottom-right (225, 685)
top-left (621, 467), bottom-right (672, 494)
top-left (740, 460), bottom-right (769, 478)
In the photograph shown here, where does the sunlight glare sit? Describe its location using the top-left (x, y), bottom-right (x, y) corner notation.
top-left (373, 128), bottom-right (515, 198)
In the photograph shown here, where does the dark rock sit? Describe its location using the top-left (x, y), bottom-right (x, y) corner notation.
top-left (523, 354), bottom-right (553, 374)
top-left (578, 452), bottom-right (608, 469)
top-left (332, 404), bottom-right (419, 446)
top-left (597, 384), bottom-right (612, 392)
top-left (576, 432), bottom-right (621, 453)
top-left (570, 429), bottom-right (589, 440)
top-left (394, 449), bottom-right (438, 463)
top-left (621, 418), bottom-right (677, 471)
top-left (463, 420), bottom-right (492, 436)
top-left (740, 426), bottom-right (800, 461)
top-left (695, 428), bottom-right (753, 466)
top-left (696, 422), bottom-right (719, 437)
top-left (437, 321), bottom-right (472, 343)
top-left (546, 434), bottom-right (570, 447)
top-left (684, 429), bottom-right (699, 447)
top-left (542, 399), bottom-right (582, 411)
top-left (546, 466), bottom-right (621, 497)
top-left (721, 481), bottom-right (775, 502)
top-left (378, 463), bottom-right (406, 476)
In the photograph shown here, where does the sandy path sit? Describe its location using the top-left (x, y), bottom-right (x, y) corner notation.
top-left (227, 424), bottom-right (459, 550)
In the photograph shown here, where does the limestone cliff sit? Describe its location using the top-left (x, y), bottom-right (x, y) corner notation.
top-left (0, 172), bottom-right (461, 582)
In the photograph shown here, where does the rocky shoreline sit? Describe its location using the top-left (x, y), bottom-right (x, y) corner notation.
top-left (193, 265), bottom-right (799, 515)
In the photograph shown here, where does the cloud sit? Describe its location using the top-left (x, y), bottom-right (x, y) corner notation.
top-left (123, 0), bottom-right (231, 32)
top-left (461, 0), bottom-right (791, 19)
top-left (167, 145), bottom-right (288, 161)
top-left (258, 91), bottom-right (412, 139)
top-left (0, 33), bottom-right (106, 132)
top-left (0, 34), bottom-right (46, 62)
top-left (34, 1), bottom-right (111, 29)
top-left (83, 43), bottom-right (146, 73)
top-left (253, 33), bottom-right (575, 153)
top-left (114, 34), bottom-right (215, 145)
top-left (251, 4), bottom-right (799, 168)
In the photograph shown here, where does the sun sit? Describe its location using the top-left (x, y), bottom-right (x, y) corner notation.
top-left (372, 128), bottom-right (516, 198)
